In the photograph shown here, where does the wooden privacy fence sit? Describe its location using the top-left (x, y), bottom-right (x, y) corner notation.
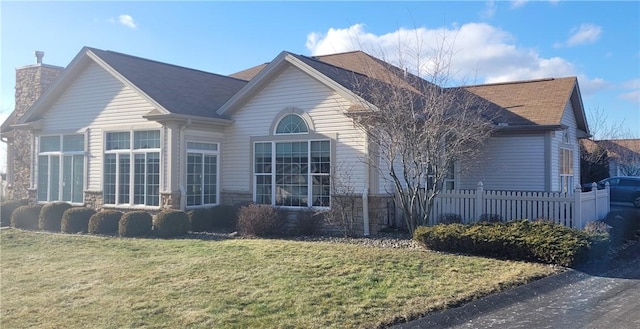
top-left (422, 182), bottom-right (610, 229)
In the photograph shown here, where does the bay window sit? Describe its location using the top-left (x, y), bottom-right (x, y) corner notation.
top-left (37, 134), bottom-right (85, 203)
top-left (104, 130), bottom-right (160, 206)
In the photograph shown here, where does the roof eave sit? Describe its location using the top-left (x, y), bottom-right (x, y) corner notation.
top-left (494, 124), bottom-right (565, 134)
top-left (142, 112), bottom-right (233, 126)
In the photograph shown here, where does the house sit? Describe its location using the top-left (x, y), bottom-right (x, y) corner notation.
top-left (1, 47), bottom-right (591, 234)
top-left (597, 139), bottom-right (640, 177)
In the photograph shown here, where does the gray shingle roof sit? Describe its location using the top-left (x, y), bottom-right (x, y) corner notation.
top-left (88, 48), bottom-right (247, 119)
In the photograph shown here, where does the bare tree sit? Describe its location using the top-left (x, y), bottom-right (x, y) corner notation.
top-left (581, 106), bottom-right (640, 179)
top-left (346, 37), bottom-right (495, 233)
top-left (318, 163), bottom-right (359, 237)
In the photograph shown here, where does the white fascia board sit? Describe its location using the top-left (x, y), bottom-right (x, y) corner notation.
top-left (217, 51), bottom-right (372, 116)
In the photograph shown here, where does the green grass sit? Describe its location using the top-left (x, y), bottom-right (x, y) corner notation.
top-left (0, 229), bottom-right (558, 328)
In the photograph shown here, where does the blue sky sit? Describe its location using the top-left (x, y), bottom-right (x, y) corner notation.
top-left (1, 1), bottom-right (639, 172)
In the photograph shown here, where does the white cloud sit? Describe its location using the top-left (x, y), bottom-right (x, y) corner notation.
top-left (619, 79), bottom-right (640, 104)
top-left (565, 24), bottom-right (602, 47)
top-left (510, 0), bottom-right (528, 9)
top-left (481, 1), bottom-right (497, 19)
top-left (112, 14), bottom-right (136, 29)
top-left (305, 23), bottom-right (605, 90)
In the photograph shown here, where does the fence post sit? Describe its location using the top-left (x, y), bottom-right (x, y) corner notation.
top-left (476, 181), bottom-right (484, 219)
top-left (574, 185), bottom-right (584, 229)
top-left (603, 181), bottom-right (610, 219)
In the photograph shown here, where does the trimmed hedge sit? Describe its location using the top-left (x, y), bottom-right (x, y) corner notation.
top-left (11, 204), bottom-right (43, 230)
top-left (153, 210), bottom-right (190, 238)
top-left (237, 204), bottom-right (283, 237)
top-left (61, 208), bottom-right (96, 233)
top-left (414, 220), bottom-right (610, 267)
top-left (88, 210), bottom-right (123, 235)
top-left (187, 208), bottom-right (212, 232)
top-left (210, 204), bottom-right (240, 229)
top-left (1, 200), bottom-right (26, 226)
top-left (39, 202), bottom-right (73, 232)
top-left (119, 211), bottom-right (152, 237)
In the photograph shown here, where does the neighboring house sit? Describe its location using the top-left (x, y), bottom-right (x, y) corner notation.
top-left (598, 139), bottom-right (640, 177)
top-left (1, 47), bottom-right (591, 235)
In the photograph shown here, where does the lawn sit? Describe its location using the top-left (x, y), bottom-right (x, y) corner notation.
top-left (0, 229), bottom-right (558, 328)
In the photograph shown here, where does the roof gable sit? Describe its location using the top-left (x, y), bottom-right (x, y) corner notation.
top-left (463, 77), bottom-right (589, 133)
top-left (18, 47), bottom-right (248, 125)
top-left (217, 51), bottom-right (367, 115)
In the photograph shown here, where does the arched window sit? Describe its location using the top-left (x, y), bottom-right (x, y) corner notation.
top-left (275, 114), bottom-right (309, 134)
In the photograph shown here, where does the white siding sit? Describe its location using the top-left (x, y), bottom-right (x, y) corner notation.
top-left (222, 65), bottom-right (367, 194)
top-left (457, 134), bottom-right (546, 191)
top-left (39, 62), bottom-right (160, 191)
top-left (553, 100), bottom-right (580, 191)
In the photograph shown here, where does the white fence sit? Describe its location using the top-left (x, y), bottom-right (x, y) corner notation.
top-left (424, 182), bottom-right (610, 229)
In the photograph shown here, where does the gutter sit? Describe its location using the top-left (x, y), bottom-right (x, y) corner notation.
top-left (362, 140), bottom-right (370, 236)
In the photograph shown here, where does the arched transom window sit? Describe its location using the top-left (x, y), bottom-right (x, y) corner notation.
top-left (275, 114), bottom-right (309, 134)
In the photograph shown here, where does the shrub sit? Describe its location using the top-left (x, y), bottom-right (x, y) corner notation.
top-left (414, 220), bottom-right (607, 267)
top-left (39, 202), bottom-right (73, 232)
top-left (583, 220), bottom-right (610, 236)
top-left (1, 200), bottom-right (26, 226)
top-left (153, 210), bottom-right (190, 238)
top-left (188, 208), bottom-right (212, 232)
top-left (119, 211), bottom-right (152, 237)
top-left (88, 210), bottom-right (122, 235)
top-left (10, 204), bottom-right (43, 230)
top-left (61, 207), bottom-right (96, 234)
top-left (604, 210), bottom-right (640, 246)
top-left (296, 211), bottom-right (323, 236)
top-left (210, 204), bottom-right (240, 229)
top-left (237, 204), bottom-right (283, 237)
top-left (479, 213), bottom-right (502, 223)
top-left (438, 213), bottom-right (462, 224)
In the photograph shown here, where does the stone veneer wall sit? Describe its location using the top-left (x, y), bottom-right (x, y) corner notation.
top-left (6, 63), bottom-right (63, 202)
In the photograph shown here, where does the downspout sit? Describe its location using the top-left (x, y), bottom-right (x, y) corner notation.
top-left (178, 118), bottom-right (192, 210)
top-left (362, 140), bottom-right (370, 236)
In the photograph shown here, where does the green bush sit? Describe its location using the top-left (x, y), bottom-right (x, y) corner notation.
top-left (296, 211), bottom-right (323, 236)
top-left (237, 204), bottom-right (283, 237)
top-left (153, 210), bottom-right (190, 238)
top-left (479, 213), bottom-right (502, 223)
top-left (10, 204), bottom-right (43, 230)
top-left (414, 220), bottom-right (609, 267)
top-left (88, 210), bottom-right (122, 235)
top-left (119, 211), bottom-right (152, 237)
top-left (39, 202), bottom-right (73, 232)
top-left (1, 200), bottom-right (26, 226)
top-left (210, 204), bottom-right (240, 229)
top-left (438, 213), bottom-right (462, 224)
top-left (187, 208), bottom-right (212, 232)
top-left (61, 208), bottom-right (96, 234)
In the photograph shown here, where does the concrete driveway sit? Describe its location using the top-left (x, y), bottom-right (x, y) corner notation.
top-left (393, 207), bottom-right (640, 329)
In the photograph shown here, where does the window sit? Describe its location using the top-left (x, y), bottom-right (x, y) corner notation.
top-left (275, 114), bottom-right (309, 134)
top-left (254, 140), bottom-right (330, 207)
top-left (560, 148), bottom-right (574, 193)
top-left (424, 162), bottom-right (455, 191)
top-left (186, 142), bottom-right (218, 207)
top-left (37, 135), bottom-right (85, 203)
top-left (104, 130), bottom-right (160, 206)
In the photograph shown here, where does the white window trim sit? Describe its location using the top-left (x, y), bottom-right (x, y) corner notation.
top-left (185, 141), bottom-right (220, 208)
top-left (36, 134), bottom-right (86, 205)
top-left (103, 130), bottom-right (162, 208)
top-left (252, 139), bottom-right (331, 209)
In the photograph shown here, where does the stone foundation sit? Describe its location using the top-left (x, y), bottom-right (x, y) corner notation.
top-left (84, 191), bottom-right (104, 209)
top-left (220, 191), bottom-right (253, 206)
top-left (161, 191), bottom-right (182, 210)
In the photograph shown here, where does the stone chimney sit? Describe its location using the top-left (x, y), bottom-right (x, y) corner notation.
top-left (3, 51), bottom-right (64, 201)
